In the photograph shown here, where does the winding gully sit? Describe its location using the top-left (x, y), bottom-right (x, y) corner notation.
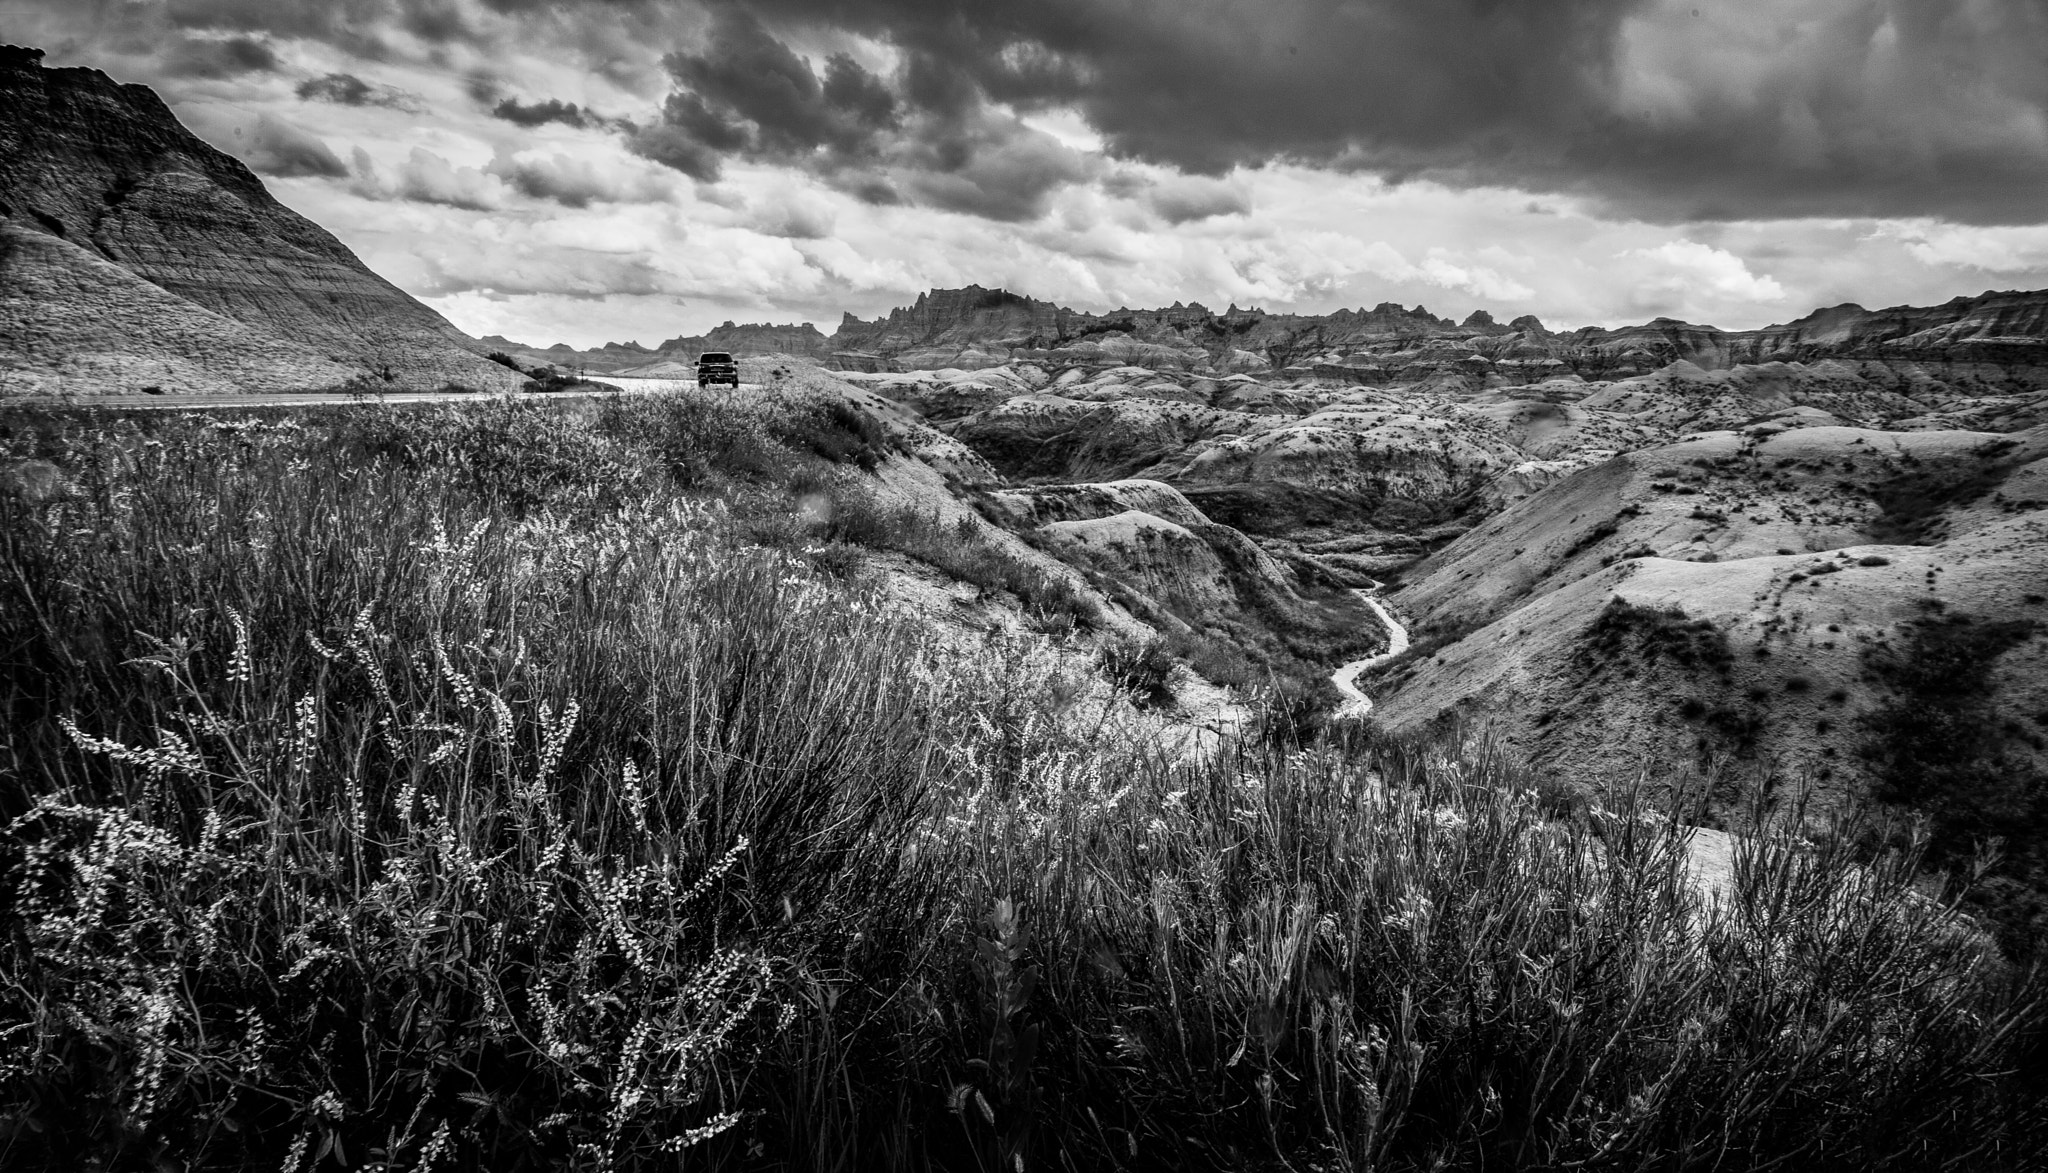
top-left (1330, 592), bottom-right (1411, 719)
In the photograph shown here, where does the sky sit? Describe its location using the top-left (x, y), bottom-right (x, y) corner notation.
top-left (7, 0), bottom-right (2048, 348)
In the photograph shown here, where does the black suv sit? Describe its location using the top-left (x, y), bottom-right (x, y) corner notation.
top-left (696, 351), bottom-right (740, 388)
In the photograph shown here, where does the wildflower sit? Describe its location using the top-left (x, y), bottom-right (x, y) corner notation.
top-left (620, 761), bottom-right (648, 831)
top-left (659, 1113), bottom-right (742, 1151)
top-left (59, 717), bottom-right (206, 779)
top-left (415, 1120), bottom-right (453, 1173)
top-left (279, 1129), bottom-right (311, 1173)
top-left (224, 606), bottom-right (252, 685)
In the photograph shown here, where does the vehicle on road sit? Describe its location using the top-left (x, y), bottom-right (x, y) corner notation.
top-left (696, 351), bottom-right (740, 388)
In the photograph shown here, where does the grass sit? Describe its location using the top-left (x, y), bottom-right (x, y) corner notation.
top-left (821, 485), bottom-right (1101, 632)
top-left (1, 401), bottom-right (2044, 1171)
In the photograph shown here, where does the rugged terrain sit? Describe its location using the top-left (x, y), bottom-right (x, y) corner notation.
top-left (507, 288), bottom-right (2047, 806)
top-left (0, 46), bottom-right (518, 395)
top-left (817, 315), bottom-right (2047, 953)
top-left (2, 42), bottom-right (2045, 1173)
top-left (3, 41), bottom-right (2044, 942)
top-left (831, 329), bottom-right (2047, 800)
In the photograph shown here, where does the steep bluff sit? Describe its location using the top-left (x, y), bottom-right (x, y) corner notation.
top-left (663, 321), bottom-right (832, 361)
top-left (833, 286), bottom-right (1083, 357)
top-left (0, 47), bottom-right (519, 394)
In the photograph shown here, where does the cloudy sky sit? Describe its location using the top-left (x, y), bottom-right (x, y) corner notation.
top-left (10, 0), bottom-right (2048, 347)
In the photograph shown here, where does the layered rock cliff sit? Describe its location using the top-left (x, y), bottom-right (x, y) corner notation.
top-left (0, 46), bottom-right (520, 394)
top-left (831, 284), bottom-right (2048, 390)
top-left (0, 220), bottom-right (359, 395)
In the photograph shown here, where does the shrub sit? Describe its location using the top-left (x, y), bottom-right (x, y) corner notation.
top-left (1163, 627), bottom-right (1259, 690)
top-left (1577, 599), bottom-right (1735, 674)
top-left (1098, 637), bottom-right (1177, 708)
top-left (772, 398), bottom-right (891, 470)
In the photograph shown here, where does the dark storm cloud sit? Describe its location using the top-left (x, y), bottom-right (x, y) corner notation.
top-left (297, 72), bottom-right (421, 111)
top-left (653, 10), bottom-right (901, 160)
top-left (59, 0), bottom-right (2048, 224)
top-left (490, 97), bottom-right (632, 132)
top-left (627, 8), bottom-right (1092, 219)
top-left (716, 0), bottom-right (2048, 225)
top-left (1121, 174), bottom-right (1253, 224)
top-left (240, 115), bottom-right (351, 178)
top-left (495, 97), bottom-right (589, 127)
top-left (487, 153), bottom-right (674, 207)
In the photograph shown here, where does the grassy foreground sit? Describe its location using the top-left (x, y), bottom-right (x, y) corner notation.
top-left (2, 396), bottom-right (2044, 1171)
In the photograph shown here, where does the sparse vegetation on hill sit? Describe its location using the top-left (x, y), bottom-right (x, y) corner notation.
top-left (1864, 611), bottom-right (2048, 954)
top-left (1, 401), bottom-right (2043, 1171)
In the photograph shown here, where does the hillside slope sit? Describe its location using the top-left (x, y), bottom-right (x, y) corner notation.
top-left (1369, 421), bottom-right (2048, 801)
top-left (0, 46), bottom-right (518, 394)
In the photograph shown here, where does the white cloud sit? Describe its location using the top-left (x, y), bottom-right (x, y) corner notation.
top-left (1620, 239), bottom-right (1787, 314)
top-left (1875, 222), bottom-right (2048, 275)
top-left (387, 147), bottom-right (510, 211)
top-left (489, 152), bottom-right (676, 208)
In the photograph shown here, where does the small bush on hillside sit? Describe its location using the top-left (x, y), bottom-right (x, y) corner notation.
top-left (1563, 519), bottom-right (1619, 558)
top-left (1099, 636), bottom-right (1177, 708)
top-left (1577, 599), bottom-right (1735, 674)
top-left (769, 398), bottom-right (891, 470)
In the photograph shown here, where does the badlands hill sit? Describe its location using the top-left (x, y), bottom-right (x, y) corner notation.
top-left (831, 290), bottom-right (2047, 922)
top-left (0, 46), bottom-right (518, 395)
top-left (826, 283), bottom-right (2048, 388)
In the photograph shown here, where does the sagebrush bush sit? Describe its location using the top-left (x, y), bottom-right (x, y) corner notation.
top-left (2, 402), bottom-right (2043, 1172)
top-left (1098, 637), bottom-right (1176, 708)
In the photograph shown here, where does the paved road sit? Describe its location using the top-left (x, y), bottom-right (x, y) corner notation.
top-left (1331, 592), bottom-right (1411, 718)
top-left (4, 377), bottom-right (754, 413)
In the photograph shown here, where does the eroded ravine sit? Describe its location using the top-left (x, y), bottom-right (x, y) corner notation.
top-left (1331, 591), bottom-right (1410, 718)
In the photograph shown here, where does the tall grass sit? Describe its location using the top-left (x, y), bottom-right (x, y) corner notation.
top-left (1, 401), bottom-right (2043, 1171)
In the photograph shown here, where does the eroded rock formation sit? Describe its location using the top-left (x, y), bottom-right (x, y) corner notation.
top-left (0, 47), bottom-right (519, 395)
top-left (827, 285), bottom-right (2048, 390)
